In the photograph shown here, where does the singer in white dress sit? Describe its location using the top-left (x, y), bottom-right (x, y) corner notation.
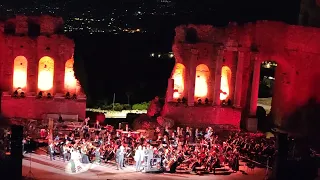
top-left (65, 148), bottom-right (89, 174)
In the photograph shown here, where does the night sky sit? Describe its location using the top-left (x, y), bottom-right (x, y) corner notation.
top-left (72, 0), bottom-right (302, 106)
top-left (5, 0), bottom-right (303, 106)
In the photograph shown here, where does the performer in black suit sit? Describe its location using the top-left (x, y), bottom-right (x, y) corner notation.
top-left (82, 117), bottom-right (90, 139)
top-left (48, 142), bottom-right (55, 160)
top-left (58, 114), bottom-right (64, 123)
top-left (232, 152), bottom-right (240, 172)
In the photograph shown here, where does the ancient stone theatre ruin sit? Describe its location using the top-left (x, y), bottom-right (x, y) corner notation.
top-left (163, 22), bottom-right (320, 132)
top-left (0, 15), bottom-right (86, 120)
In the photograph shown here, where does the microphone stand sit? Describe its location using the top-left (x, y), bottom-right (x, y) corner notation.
top-left (25, 152), bottom-right (35, 180)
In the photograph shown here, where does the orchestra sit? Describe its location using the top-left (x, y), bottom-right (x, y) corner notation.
top-left (45, 118), bottom-right (277, 174)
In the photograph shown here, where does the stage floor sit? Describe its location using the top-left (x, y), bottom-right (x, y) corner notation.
top-left (21, 153), bottom-right (267, 180)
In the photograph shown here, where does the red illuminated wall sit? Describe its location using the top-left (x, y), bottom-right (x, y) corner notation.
top-left (162, 103), bottom-right (241, 129)
top-left (0, 15), bottom-right (86, 120)
top-left (165, 22), bottom-right (320, 133)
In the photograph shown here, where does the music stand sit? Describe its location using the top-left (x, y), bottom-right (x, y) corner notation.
top-left (264, 156), bottom-right (270, 180)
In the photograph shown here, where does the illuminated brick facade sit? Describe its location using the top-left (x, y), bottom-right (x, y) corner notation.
top-left (0, 15), bottom-right (86, 120)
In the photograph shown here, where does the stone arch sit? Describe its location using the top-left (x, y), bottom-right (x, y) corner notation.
top-left (13, 56), bottom-right (28, 90)
top-left (64, 58), bottom-right (78, 94)
top-left (252, 54), bottom-right (294, 128)
top-left (38, 56), bottom-right (54, 92)
top-left (220, 66), bottom-right (232, 101)
top-left (195, 64), bottom-right (210, 100)
top-left (185, 28), bottom-right (198, 44)
top-left (172, 63), bottom-right (186, 99)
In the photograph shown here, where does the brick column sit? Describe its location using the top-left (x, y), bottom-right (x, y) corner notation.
top-left (234, 51), bottom-right (244, 107)
top-left (167, 78), bottom-right (174, 102)
top-left (27, 58), bottom-right (38, 95)
top-left (53, 58), bottom-right (65, 95)
top-left (187, 49), bottom-right (198, 106)
top-left (213, 49), bottom-right (224, 106)
top-left (249, 54), bottom-right (260, 116)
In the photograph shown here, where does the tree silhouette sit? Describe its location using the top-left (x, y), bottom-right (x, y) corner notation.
top-left (126, 92), bottom-right (133, 105)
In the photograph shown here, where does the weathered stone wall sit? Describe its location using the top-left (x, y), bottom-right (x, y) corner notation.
top-left (162, 103), bottom-right (241, 128)
top-left (1, 95), bottom-right (86, 120)
top-left (0, 15), bottom-right (86, 120)
top-left (166, 21), bottom-right (320, 133)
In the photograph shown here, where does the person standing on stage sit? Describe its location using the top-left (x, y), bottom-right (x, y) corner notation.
top-left (116, 145), bottom-right (125, 170)
top-left (48, 142), bottom-right (55, 161)
top-left (94, 147), bottom-right (101, 164)
top-left (62, 143), bottom-right (70, 162)
top-left (134, 145), bottom-right (144, 172)
top-left (146, 145), bottom-right (154, 170)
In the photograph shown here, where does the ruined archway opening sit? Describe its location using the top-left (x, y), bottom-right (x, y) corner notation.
top-left (194, 64), bottom-right (210, 103)
top-left (37, 56), bottom-right (54, 93)
top-left (257, 61), bottom-right (277, 131)
top-left (13, 56), bottom-right (28, 91)
top-left (220, 66), bottom-right (232, 104)
top-left (64, 59), bottom-right (78, 94)
top-left (172, 63), bottom-right (185, 100)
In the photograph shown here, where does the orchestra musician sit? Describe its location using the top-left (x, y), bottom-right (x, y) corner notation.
top-left (69, 133), bottom-right (75, 143)
top-left (82, 117), bottom-right (90, 139)
top-left (58, 114), bottom-right (63, 123)
top-left (62, 143), bottom-right (70, 162)
top-left (94, 147), bottom-right (101, 164)
top-left (63, 134), bottom-right (70, 144)
top-left (22, 138), bottom-right (27, 154)
top-left (163, 126), bottom-right (170, 137)
top-left (81, 144), bottom-right (90, 164)
top-left (94, 121), bottom-right (101, 136)
top-left (125, 124), bottom-right (131, 132)
top-left (231, 151), bottom-right (240, 173)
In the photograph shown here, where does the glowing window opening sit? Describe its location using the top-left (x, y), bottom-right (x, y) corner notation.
top-left (220, 66), bottom-right (232, 100)
top-left (195, 64), bottom-right (210, 98)
top-left (172, 63), bottom-right (185, 99)
top-left (38, 56), bottom-right (54, 91)
top-left (13, 56), bottom-right (28, 89)
top-left (64, 59), bottom-right (78, 93)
